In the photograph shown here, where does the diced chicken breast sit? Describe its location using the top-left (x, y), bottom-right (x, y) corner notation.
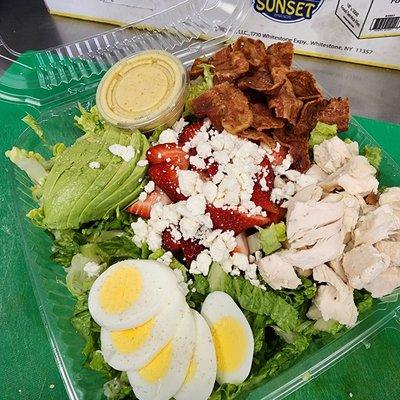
top-left (354, 205), bottom-right (400, 246)
top-left (379, 187), bottom-right (400, 220)
top-left (311, 264), bottom-right (358, 327)
top-left (258, 253), bottom-right (301, 290)
top-left (374, 241), bottom-right (400, 267)
top-left (314, 136), bottom-right (354, 174)
top-left (283, 231), bottom-right (345, 269)
top-left (306, 304), bottom-right (322, 320)
top-left (247, 232), bottom-right (261, 254)
top-left (321, 156), bottom-right (378, 196)
top-left (364, 267), bottom-right (400, 298)
top-left (286, 200), bottom-right (344, 243)
top-left (342, 243), bottom-right (390, 289)
top-left (305, 164), bottom-right (329, 183)
top-left (328, 256), bottom-right (347, 283)
top-left (291, 184), bottom-right (323, 203)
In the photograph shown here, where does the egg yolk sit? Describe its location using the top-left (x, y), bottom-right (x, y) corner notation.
top-left (211, 316), bottom-right (247, 373)
top-left (111, 318), bottom-right (155, 354)
top-left (183, 357), bottom-right (197, 384)
top-left (139, 342), bottom-right (173, 383)
top-left (99, 266), bottom-right (142, 314)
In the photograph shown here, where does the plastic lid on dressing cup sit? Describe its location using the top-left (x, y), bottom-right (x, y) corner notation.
top-left (96, 50), bottom-right (187, 131)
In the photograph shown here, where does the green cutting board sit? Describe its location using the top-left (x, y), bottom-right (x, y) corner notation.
top-left (0, 54), bottom-right (399, 400)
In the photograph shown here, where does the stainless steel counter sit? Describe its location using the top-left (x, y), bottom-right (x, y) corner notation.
top-left (1, 0), bottom-right (399, 123)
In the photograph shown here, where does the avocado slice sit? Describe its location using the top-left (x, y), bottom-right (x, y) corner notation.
top-left (73, 129), bottom-right (145, 225)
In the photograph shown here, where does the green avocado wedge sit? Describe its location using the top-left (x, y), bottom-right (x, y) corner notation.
top-left (41, 121), bottom-right (148, 230)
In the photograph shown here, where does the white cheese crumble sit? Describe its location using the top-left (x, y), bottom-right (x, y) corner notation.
top-left (83, 261), bottom-right (101, 278)
top-left (144, 180), bottom-right (155, 194)
top-left (89, 161), bottom-right (100, 169)
top-left (137, 159), bottom-right (149, 167)
top-left (109, 144), bottom-right (135, 162)
top-left (157, 251), bottom-right (173, 266)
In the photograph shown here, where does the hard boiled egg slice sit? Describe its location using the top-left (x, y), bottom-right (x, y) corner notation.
top-left (175, 310), bottom-right (217, 400)
top-left (101, 289), bottom-right (188, 371)
top-left (127, 306), bottom-right (195, 400)
top-left (201, 291), bottom-right (254, 385)
top-left (88, 259), bottom-right (178, 330)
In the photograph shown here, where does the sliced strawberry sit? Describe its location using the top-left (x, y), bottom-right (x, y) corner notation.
top-left (251, 183), bottom-right (281, 214)
top-left (181, 239), bottom-right (205, 265)
top-left (162, 229), bottom-right (182, 252)
top-left (126, 187), bottom-right (172, 219)
top-left (207, 161), bottom-right (219, 177)
top-left (269, 206), bottom-right (286, 223)
top-left (148, 163), bottom-right (187, 203)
top-left (233, 233), bottom-right (249, 256)
top-left (206, 205), bottom-right (270, 235)
top-left (146, 143), bottom-right (189, 170)
top-left (178, 121), bottom-right (203, 147)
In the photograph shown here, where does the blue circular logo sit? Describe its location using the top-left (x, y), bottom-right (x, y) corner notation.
top-left (253, 0), bottom-right (324, 24)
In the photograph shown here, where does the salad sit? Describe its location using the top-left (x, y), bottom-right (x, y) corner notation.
top-left (6, 37), bottom-right (400, 400)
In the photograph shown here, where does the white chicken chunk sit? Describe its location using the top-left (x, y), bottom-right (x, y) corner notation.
top-left (322, 193), bottom-right (360, 239)
top-left (379, 187), bottom-right (400, 220)
top-left (342, 244), bottom-right (390, 289)
top-left (374, 241), bottom-right (400, 267)
top-left (354, 205), bottom-right (400, 246)
top-left (364, 267), bottom-right (400, 298)
top-left (291, 184), bottom-right (323, 203)
top-left (305, 164), bottom-right (329, 183)
top-left (314, 136), bottom-right (354, 174)
top-left (328, 256), bottom-right (347, 282)
top-left (321, 156), bottom-right (378, 196)
top-left (283, 231), bottom-right (345, 269)
top-left (258, 253), bottom-right (301, 290)
top-left (310, 264), bottom-right (358, 327)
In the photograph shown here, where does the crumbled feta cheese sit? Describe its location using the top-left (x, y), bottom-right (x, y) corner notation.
top-left (131, 218), bottom-right (149, 246)
top-left (89, 161), bottom-right (100, 169)
top-left (109, 144), bottom-right (135, 162)
top-left (83, 261), bottom-right (101, 278)
top-left (232, 252), bottom-right (250, 271)
top-left (190, 251), bottom-right (212, 275)
top-left (144, 180), bottom-right (155, 194)
top-left (190, 155), bottom-right (207, 170)
top-left (137, 159), bottom-right (149, 167)
top-left (178, 170), bottom-right (201, 197)
top-left (186, 194), bottom-right (206, 216)
top-left (172, 117), bottom-right (189, 134)
top-left (157, 251), bottom-right (173, 266)
top-left (158, 128), bottom-right (178, 144)
top-left (138, 192), bottom-right (147, 202)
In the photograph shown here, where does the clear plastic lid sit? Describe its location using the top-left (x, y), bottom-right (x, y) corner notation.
top-left (0, 0), bottom-right (251, 106)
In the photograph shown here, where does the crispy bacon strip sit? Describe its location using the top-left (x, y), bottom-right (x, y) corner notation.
top-left (250, 103), bottom-right (285, 130)
top-left (266, 42), bottom-right (294, 70)
top-left (237, 68), bottom-right (285, 96)
top-left (192, 82), bottom-right (253, 134)
top-left (232, 37), bottom-right (267, 68)
top-left (287, 70), bottom-right (323, 102)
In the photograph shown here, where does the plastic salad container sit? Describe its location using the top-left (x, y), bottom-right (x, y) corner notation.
top-left (2, 1), bottom-right (400, 399)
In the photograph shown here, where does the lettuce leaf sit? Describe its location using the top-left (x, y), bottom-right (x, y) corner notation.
top-left (363, 146), bottom-right (382, 170)
top-left (5, 146), bottom-right (49, 185)
top-left (309, 122), bottom-right (337, 148)
top-left (257, 222), bottom-right (287, 255)
top-left (22, 113), bottom-right (44, 139)
top-left (104, 372), bottom-right (134, 400)
top-left (208, 263), bottom-right (299, 331)
top-left (74, 104), bottom-right (104, 135)
top-left (52, 229), bottom-right (87, 267)
top-left (148, 125), bottom-right (165, 144)
top-left (183, 63), bottom-right (213, 116)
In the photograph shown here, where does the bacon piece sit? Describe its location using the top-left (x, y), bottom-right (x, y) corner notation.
top-left (265, 41), bottom-right (294, 70)
top-left (192, 82), bottom-right (253, 134)
top-left (287, 70), bottom-right (323, 102)
top-left (317, 97), bottom-right (350, 132)
top-left (237, 68), bottom-right (285, 96)
top-left (237, 129), bottom-right (277, 148)
top-left (294, 98), bottom-right (328, 136)
top-left (189, 58), bottom-right (208, 79)
top-left (232, 36), bottom-right (267, 68)
top-left (250, 103), bottom-right (285, 130)
top-left (210, 46), bottom-right (249, 84)
top-left (274, 127), bottom-right (311, 173)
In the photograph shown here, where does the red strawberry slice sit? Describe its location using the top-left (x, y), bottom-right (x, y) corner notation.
top-left (206, 161), bottom-right (219, 177)
top-left (146, 143), bottom-right (189, 170)
top-left (126, 187), bottom-right (172, 219)
top-left (162, 229), bottom-right (182, 252)
top-left (178, 121), bottom-right (203, 147)
top-left (181, 239), bottom-right (205, 265)
top-left (148, 162), bottom-right (187, 203)
top-left (206, 204), bottom-right (270, 235)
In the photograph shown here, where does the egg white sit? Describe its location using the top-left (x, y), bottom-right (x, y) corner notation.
top-left (175, 310), bottom-right (217, 400)
top-left (101, 288), bottom-right (188, 371)
top-left (127, 306), bottom-right (195, 400)
top-left (88, 259), bottom-right (179, 330)
top-left (201, 291), bottom-right (254, 385)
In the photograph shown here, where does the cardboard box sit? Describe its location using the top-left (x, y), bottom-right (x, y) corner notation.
top-left (44, 0), bottom-right (400, 70)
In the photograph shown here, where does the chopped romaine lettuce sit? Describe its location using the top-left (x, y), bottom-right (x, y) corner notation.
top-left (5, 147), bottom-right (49, 185)
top-left (257, 222), bottom-right (287, 255)
top-left (103, 372), bottom-right (134, 400)
top-left (363, 146), bottom-right (382, 170)
top-left (74, 104), bottom-right (103, 134)
top-left (183, 63), bottom-right (213, 116)
top-left (22, 113), bottom-right (44, 139)
top-left (207, 263), bottom-right (299, 331)
top-left (309, 122), bottom-right (338, 148)
top-left (148, 125), bottom-right (165, 144)
top-left (52, 142), bottom-right (67, 157)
